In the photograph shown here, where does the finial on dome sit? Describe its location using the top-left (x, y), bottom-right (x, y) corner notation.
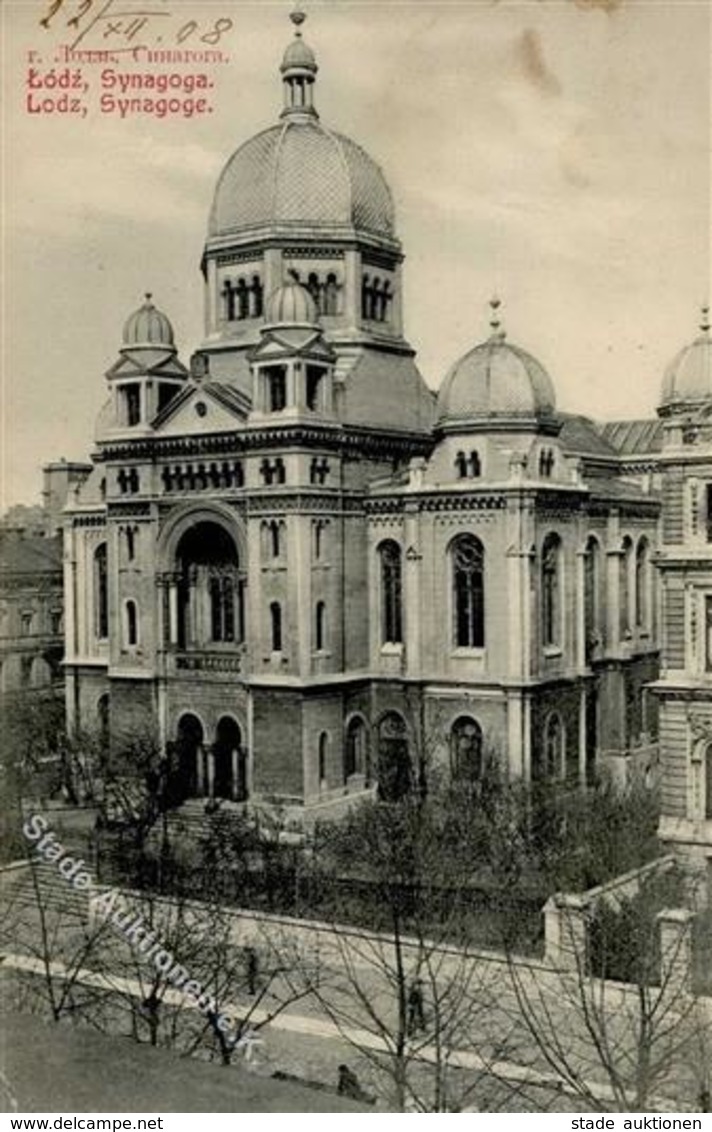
top-left (700, 304), bottom-right (710, 335)
top-left (144, 292), bottom-right (153, 305)
top-left (280, 5), bottom-right (318, 118)
top-left (488, 296), bottom-right (506, 340)
top-left (290, 8), bottom-right (306, 33)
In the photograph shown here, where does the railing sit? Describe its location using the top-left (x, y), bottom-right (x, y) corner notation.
top-left (172, 650), bottom-right (244, 675)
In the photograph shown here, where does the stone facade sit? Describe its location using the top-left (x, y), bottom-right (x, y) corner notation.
top-left (63, 16), bottom-right (667, 826)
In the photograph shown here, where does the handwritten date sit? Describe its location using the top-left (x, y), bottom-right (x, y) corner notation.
top-left (38, 0), bottom-right (233, 52)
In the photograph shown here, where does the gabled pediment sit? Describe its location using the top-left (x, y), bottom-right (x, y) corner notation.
top-left (250, 328), bottom-right (335, 364)
top-left (152, 381), bottom-right (249, 436)
top-left (106, 348), bottom-right (189, 381)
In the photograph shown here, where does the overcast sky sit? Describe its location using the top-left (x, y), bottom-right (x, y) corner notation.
top-left (2, 0), bottom-right (710, 506)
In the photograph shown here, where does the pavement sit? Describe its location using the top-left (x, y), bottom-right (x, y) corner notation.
top-left (0, 1011), bottom-right (368, 1113)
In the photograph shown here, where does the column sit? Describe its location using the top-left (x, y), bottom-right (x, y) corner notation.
top-left (231, 747), bottom-right (239, 801)
top-left (196, 744), bottom-right (205, 795)
top-left (578, 685), bottom-right (587, 788)
top-left (288, 362), bottom-right (299, 410)
top-left (206, 747), bottom-right (215, 799)
top-left (345, 250), bottom-right (359, 331)
top-left (293, 515), bottom-right (311, 676)
top-left (544, 893), bottom-right (587, 970)
top-left (575, 548), bottom-right (587, 671)
top-left (168, 580), bottom-right (179, 646)
top-left (206, 257), bottom-right (218, 335)
top-left (656, 908), bottom-right (695, 994)
top-left (404, 503), bottom-right (421, 677)
top-left (606, 510), bottom-right (622, 652)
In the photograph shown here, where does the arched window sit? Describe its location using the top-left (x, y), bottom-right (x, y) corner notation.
top-left (620, 536), bottom-right (634, 635)
top-left (125, 600), bottom-right (138, 647)
top-left (635, 537), bottom-right (649, 630)
top-left (377, 712), bottom-right (411, 801)
top-left (584, 536), bottom-right (601, 648)
top-left (270, 601), bottom-right (282, 652)
top-left (450, 716), bottom-right (483, 781)
top-left (94, 543), bottom-right (108, 640)
top-left (543, 712), bottom-right (565, 779)
top-left (315, 601), bottom-right (326, 651)
top-left (361, 274), bottom-right (371, 320)
top-left (541, 534), bottom-right (562, 649)
top-left (318, 732), bottom-right (328, 788)
top-left (370, 276), bottom-right (381, 320)
top-left (706, 743), bottom-right (712, 820)
top-left (236, 277), bottom-right (249, 319)
top-left (126, 527), bottom-right (136, 562)
top-left (175, 521), bottom-right (243, 649)
top-left (455, 451), bottom-right (468, 479)
top-left (269, 520), bottom-right (281, 559)
top-left (251, 275), bottom-right (263, 318)
top-left (344, 717), bottom-right (368, 781)
top-left (324, 273), bottom-right (339, 315)
top-left (209, 574), bottom-right (235, 642)
top-left (469, 451), bottom-right (481, 478)
top-left (451, 534), bottom-right (485, 648)
top-left (379, 540), bottom-right (403, 645)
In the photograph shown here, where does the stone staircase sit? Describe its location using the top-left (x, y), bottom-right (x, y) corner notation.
top-left (0, 857), bottom-right (91, 920)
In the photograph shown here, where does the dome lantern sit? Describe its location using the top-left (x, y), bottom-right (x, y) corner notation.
top-left (280, 8), bottom-right (318, 120)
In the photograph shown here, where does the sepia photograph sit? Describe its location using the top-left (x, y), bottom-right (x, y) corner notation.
top-left (1, 0), bottom-right (711, 1117)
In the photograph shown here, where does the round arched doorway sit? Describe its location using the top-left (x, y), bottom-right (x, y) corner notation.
top-left (175, 713), bottom-right (204, 800)
top-left (213, 716), bottom-right (246, 801)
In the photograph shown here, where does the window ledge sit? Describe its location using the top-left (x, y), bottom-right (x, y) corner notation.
top-left (451, 647), bottom-right (486, 659)
top-left (543, 645), bottom-right (563, 658)
top-left (380, 642), bottom-right (404, 656)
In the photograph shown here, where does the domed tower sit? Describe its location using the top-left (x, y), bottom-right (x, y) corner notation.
top-left (655, 308), bottom-right (712, 887)
top-left (431, 301), bottom-right (562, 485)
top-left (249, 279), bottom-right (336, 421)
top-left (199, 10), bottom-right (433, 434)
top-left (100, 294), bottom-right (188, 438)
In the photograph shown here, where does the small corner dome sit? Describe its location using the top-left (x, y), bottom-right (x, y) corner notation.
top-left (437, 333), bottom-right (557, 428)
top-left (122, 295), bottom-right (174, 349)
top-left (266, 280), bottom-right (318, 325)
top-left (660, 326), bottom-right (712, 410)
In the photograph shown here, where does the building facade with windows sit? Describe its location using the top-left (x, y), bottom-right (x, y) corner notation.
top-left (1, 462), bottom-right (91, 699)
top-left (63, 14), bottom-right (668, 829)
top-left (621, 312), bottom-right (712, 884)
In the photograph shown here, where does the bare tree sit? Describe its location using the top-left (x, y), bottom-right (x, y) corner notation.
top-left (306, 793), bottom-right (533, 1112)
top-left (91, 882), bottom-right (318, 1068)
top-left (504, 872), bottom-right (712, 1111)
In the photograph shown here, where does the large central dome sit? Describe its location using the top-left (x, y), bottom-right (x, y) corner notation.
top-left (208, 10), bottom-right (395, 242)
top-left (209, 120), bottom-right (395, 239)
